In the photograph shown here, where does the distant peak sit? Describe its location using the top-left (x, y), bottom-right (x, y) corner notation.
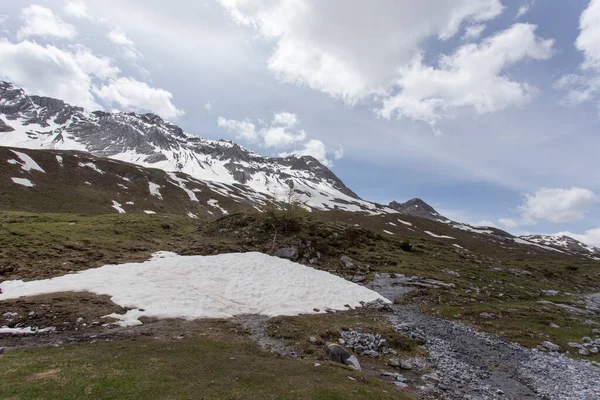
top-left (388, 198), bottom-right (446, 221)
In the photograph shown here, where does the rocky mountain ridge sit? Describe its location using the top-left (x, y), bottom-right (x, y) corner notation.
top-left (0, 81), bottom-right (391, 214)
top-left (520, 234), bottom-right (600, 259)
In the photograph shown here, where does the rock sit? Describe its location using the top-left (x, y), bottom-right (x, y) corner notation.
top-left (549, 323), bottom-right (560, 328)
top-left (479, 312), bottom-right (495, 320)
top-left (326, 343), bottom-right (361, 371)
top-left (579, 348), bottom-right (590, 356)
top-left (394, 382), bottom-right (409, 388)
top-left (0, 347), bottom-right (5, 354)
top-left (309, 336), bottom-right (317, 344)
top-left (387, 358), bottom-right (400, 367)
top-left (590, 347), bottom-right (599, 354)
top-left (583, 320), bottom-right (598, 326)
top-left (595, 339), bottom-right (600, 346)
top-left (541, 290), bottom-right (560, 296)
top-left (28, 311), bottom-right (35, 317)
top-left (541, 341), bottom-right (562, 352)
top-left (340, 256), bottom-right (357, 270)
top-left (346, 355), bottom-right (362, 371)
top-left (338, 338), bottom-right (345, 345)
top-left (583, 337), bottom-right (593, 344)
top-left (274, 247), bottom-right (298, 261)
top-left (400, 360), bottom-right (413, 370)
top-left (568, 342), bottom-right (584, 349)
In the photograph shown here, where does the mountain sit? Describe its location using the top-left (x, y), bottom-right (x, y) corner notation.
top-left (388, 198), bottom-right (448, 221)
top-left (519, 234), bottom-right (600, 259)
top-left (0, 81), bottom-right (392, 215)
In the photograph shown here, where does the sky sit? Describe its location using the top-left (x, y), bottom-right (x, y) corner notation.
top-left (1, 0), bottom-right (600, 246)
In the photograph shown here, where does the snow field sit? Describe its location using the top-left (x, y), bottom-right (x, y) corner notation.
top-left (0, 252), bottom-right (389, 326)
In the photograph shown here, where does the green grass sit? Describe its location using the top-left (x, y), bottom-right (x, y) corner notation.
top-left (0, 335), bottom-right (410, 400)
top-left (2, 210), bottom-right (599, 358)
top-left (267, 310), bottom-right (424, 363)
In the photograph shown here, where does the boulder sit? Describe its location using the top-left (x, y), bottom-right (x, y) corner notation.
top-left (326, 343), bottom-right (361, 371)
top-left (541, 341), bottom-right (561, 352)
top-left (274, 247), bottom-right (298, 261)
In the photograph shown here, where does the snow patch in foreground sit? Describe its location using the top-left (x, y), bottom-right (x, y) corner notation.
top-left (0, 252), bottom-right (389, 325)
top-left (0, 326), bottom-right (55, 335)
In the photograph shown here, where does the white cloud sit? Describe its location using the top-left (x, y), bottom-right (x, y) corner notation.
top-left (17, 5), bottom-right (77, 40)
top-left (461, 24), bottom-right (486, 41)
top-left (499, 187), bottom-right (598, 228)
top-left (217, 117), bottom-right (257, 141)
top-left (216, 111), bottom-right (342, 166)
top-left (94, 77), bottom-right (185, 118)
top-left (64, 0), bottom-right (91, 19)
top-left (272, 111), bottom-right (298, 127)
top-left (514, 3), bottom-right (531, 20)
top-left (577, 0), bottom-right (600, 71)
top-left (262, 126), bottom-right (306, 148)
top-left (204, 100), bottom-right (213, 112)
top-left (0, 39), bottom-right (110, 109)
top-left (556, 0), bottom-right (600, 112)
top-left (280, 139), bottom-right (332, 167)
top-left (107, 29), bottom-right (134, 46)
top-left (107, 29), bottom-right (140, 60)
top-left (380, 23), bottom-right (554, 126)
top-left (333, 147), bottom-right (344, 160)
top-left (498, 218), bottom-right (520, 230)
top-left (218, 0), bottom-right (504, 102)
top-left (553, 227), bottom-right (600, 248)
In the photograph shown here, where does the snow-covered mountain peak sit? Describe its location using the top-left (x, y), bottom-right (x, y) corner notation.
top-left (0, 81), bottom-right (391, 214)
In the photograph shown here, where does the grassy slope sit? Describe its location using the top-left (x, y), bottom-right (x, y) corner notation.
top-left (0, 332), bottom-right (408, 400)
top-left (1, 209), bottom-right (599, 397)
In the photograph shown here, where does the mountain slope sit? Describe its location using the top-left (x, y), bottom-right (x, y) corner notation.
top-left (520, 234), bottom-right (600, 259)
top-left (0, 81), bottom-right (392, 215)
top-left (0, 146), bottom-right (272, 217)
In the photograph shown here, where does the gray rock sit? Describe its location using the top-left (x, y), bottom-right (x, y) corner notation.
top-left (583, 336), bottom-right (593, 344)
top-left (400, 360), bottom-right (413, 370)
top-left (568, 342), bottom-right (584, 349)
top-left (590, 347), bottom-right (598, 354)
top-left (326, 343), bottom-right (361, 371)
top-left (541, 341), bottom-right (561, 352)
top-left (479, 312), bottom-right (495, 320)
top-left (579, 348), bottom-right (590, 356)
top-left (387, 358), bottom-right (400, 367)
top-left (340, 256), bottom-right (356, 270)
top-left (274, 247), bottom-right (298, 261)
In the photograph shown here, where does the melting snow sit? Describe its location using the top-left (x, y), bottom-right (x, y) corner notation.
top-left (0, 326), bottom-right (55, 335)
top-left (11, 177), bottom-right (35, 187)
top-left (0, 252), bottom-right (388, 323)
top-left (453, 244), bottom-right (465, 249)
top-left (111, 200), bottom-right (126, 214)
top-left (387, 222), bottom-right (397, 227)
top-left (397, 219), bottom-right (413, 226)
top-left (144, 210), bottom-right (156, 215)
top-left (167, 172), bottom-right (198, 202)
top-left (148, 182), bottom-right (163, 200)
top-left (424, 231), bottom-right (455, 239)
top-left (383, 230), bottom-right (394, 235)
top-left (207, 199), bottom-right (229, 215)
top-left (78, 162), bottom-right (104, 174)
top-left (187, 211), bottom-right (199, 219)
top-left (56, 155), bottom-right (63, 166)
top-left (9, 150), bottom-right (45, 173)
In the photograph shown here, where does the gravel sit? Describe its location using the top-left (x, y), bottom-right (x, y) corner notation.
top-left (389, 305), bottom-right (600, 399)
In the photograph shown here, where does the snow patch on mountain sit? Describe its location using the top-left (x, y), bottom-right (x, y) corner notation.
top-left (11, 177), bottom-right (35, 187)
top-left (9, 149), bottom-right (45, 173)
